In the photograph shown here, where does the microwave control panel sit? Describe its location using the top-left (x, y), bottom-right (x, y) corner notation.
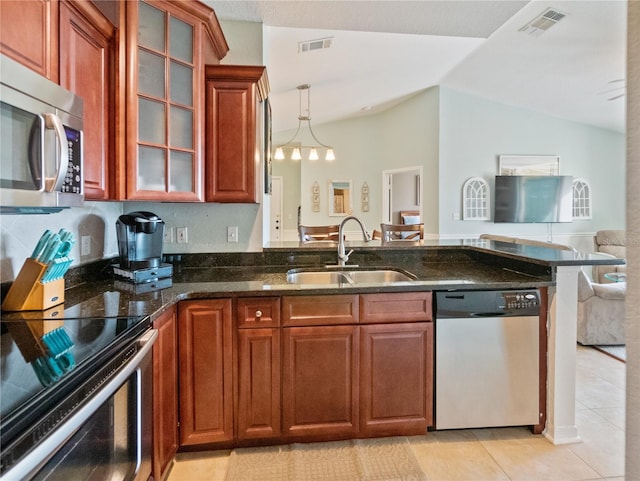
top-left (62, 127), bottom-right (82, 194)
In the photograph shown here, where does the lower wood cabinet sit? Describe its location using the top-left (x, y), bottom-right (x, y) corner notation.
top-left (282, 325), bottom-right (359, 439)
top-left (152, 306), bottom-right (179, 480)
top-left (236, 294), bottom-right (282, 440)
top-left (171, 291), bottom-right (433, 450)
top-left (178, 299), bottom-right (233, 446)
top-left (237, 328), bottom-right (281, 439)
top-left (360, 322), bottom-right (433, 436)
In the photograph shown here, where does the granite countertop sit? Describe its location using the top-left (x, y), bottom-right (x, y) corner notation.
top-left (1, 240), bottom-right (622, 322)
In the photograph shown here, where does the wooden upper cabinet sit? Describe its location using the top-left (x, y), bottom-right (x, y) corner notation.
top-left (59, 0), bottom-right (116, 200)
top-left (0, 0), bottom-right (59, 82)
top-left (204, 65), bottom-right (269, 203)
top-left (120, 0), bottom-right (228, 201)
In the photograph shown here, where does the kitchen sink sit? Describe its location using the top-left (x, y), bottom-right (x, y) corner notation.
top-left (286, 267), bottom-right (416, 285)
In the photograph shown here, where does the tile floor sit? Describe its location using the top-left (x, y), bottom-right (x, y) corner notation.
top-left (166, 345), bottom-right (626, 481)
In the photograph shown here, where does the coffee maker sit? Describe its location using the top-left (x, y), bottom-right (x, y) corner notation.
top-left (114, 211), bottom-right (172, 284)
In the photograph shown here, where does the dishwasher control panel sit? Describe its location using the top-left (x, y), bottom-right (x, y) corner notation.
top-left (501, 291), bottom-right (539, 310)
top-left (436, 289), bottom-right (540, 318)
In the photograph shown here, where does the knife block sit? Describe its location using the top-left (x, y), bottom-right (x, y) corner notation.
top-left (2, 258), bottom-right (65, 311)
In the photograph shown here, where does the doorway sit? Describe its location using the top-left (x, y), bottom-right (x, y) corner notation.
top-left (382, 166), bottom-right (422, 223)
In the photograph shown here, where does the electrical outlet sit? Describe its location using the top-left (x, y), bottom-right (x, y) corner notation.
top-left (176, 227), bottom-right (188, 244)
top-left (227, 226), bottom-right (238, 243)
top-left (81, 235), bottom-right (91, 256)
top-left (163, 227), bottom-right (173, 243)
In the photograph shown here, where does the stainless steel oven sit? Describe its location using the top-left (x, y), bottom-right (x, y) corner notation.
top-left (0, 315), bottom-right (157, 481)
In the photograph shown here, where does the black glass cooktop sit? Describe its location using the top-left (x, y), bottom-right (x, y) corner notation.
top-left (0, 315), bottom-right (150, 441)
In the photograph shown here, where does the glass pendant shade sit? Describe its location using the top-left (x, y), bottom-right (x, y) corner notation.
top-left (308, 148), bottom-right (319, 161)
top-left (291, 147), bottom-right (302, 161)
top-left (274, 147), bottom-right (285, 160)
top-left (325, 148), bottom-right (336, 161)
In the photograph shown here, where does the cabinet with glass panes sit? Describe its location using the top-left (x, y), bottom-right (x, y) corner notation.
top-left (120, 0), bottom-right (227, 200)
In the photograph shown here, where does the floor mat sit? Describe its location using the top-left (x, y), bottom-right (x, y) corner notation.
top-left (224, 437), bottom-right (428, 481)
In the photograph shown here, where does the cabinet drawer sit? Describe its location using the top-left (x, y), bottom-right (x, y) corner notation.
top-left (360, 292), bottom-right (432, 323)
top-left (237, 297), bottom-right (280, 328)
top-left (282, 295), bottom-right (359, 326)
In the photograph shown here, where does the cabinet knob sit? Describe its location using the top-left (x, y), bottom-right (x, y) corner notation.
top-left (255, 310), bottom-right (262, 318)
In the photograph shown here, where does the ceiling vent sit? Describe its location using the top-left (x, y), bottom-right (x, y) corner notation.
top-left (519, 8), bottom-right (567, 36)
top-left (298, 37), bottom-right (333, 53)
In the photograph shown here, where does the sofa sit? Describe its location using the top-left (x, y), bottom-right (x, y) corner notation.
top-left (478, 233), bottom-right (626, 345)
top-left (577, 269), bottom-right (626, 345)
top-left (593, 230), bottom-right (627, 283)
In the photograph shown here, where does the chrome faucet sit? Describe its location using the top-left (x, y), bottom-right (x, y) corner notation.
top-left (337, 216), bottom-right (371, 266)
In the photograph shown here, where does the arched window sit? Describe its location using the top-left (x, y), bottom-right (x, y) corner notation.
top-left (572, 178), bottom-right (592, 220)
top-left (462, 177), bottom-right (490, 220)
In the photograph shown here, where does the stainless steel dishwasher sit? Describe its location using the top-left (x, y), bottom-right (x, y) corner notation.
top-left (435, 289), bottom-right (541, 430)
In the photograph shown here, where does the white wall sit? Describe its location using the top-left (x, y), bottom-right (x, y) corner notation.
top-left (274, 114), bottom-right (385, 238)
top-left (274, 88), bottom-right (440, 238)
top-left (0, 201), bottom-right (122, 283)
top-left (438, 87), bottom-right (626, 248)
top-left (128, 202), bottom-right (263, 253)
top-left (378, 88), bottom-right (440, 234)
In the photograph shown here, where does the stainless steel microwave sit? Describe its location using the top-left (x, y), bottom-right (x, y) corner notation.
top-left (0, 54), bottom-right (84, 214)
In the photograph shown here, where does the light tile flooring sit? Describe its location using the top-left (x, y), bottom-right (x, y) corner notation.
top-left (167, 345), bottom-right (626, 481)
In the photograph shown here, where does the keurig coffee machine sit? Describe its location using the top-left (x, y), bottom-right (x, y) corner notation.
top-left (113, 211), bottom-right (172, 284)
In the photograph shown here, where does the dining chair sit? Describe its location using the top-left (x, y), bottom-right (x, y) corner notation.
top-left (380, 223), bottom-right (424, 242)
top-left (399, 211), bottom-right (421, 225)
top-left (298, 224), bottom-right (341, 242)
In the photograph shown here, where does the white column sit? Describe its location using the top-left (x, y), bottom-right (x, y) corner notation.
top-left (544, 265), bottom-right (582, 445)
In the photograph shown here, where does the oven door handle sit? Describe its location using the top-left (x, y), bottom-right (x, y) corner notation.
top-left (5, 329), bottom-right (158, 481)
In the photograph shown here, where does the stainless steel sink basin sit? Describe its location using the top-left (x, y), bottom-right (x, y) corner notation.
top-left (286, 267), bottom-right (416, 285)
top-left (286, 271), bottom-right (351, 284)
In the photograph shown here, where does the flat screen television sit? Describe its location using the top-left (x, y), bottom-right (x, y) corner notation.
top-left (494, 175), bottom-right (573, 223)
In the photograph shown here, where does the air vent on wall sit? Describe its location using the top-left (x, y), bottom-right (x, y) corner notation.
top-left (298, 37), bottom-right (333, 53)
top-left (519, 8), bottom-right (566, 36)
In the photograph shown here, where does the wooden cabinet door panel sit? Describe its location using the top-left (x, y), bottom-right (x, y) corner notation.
top-left (282, 326), bottom-right (359, 438)
top-left (204, 65), bottom-right (268, 203)
top-left (178, 300), bottom-right (233, 445)
top-left (360, 292), bottom-right (432, 324)
top-left (152, 307), bottom-right (179, 480)
top-left (360, 322), bottom-right (434, 436)
top-left (0, 0), bottom-right (58, 81)
top-left (237, 328), bottom-right (281, 439)
top-left (282, 295), bottom-right (359, 327)
top-left (59, 0), bottom-right (115, 200)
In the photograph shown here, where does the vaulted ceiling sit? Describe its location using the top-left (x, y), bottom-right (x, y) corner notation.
top-left (206, 1), bottom-right (627, 134)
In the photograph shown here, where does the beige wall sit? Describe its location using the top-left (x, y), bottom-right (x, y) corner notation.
top-left (625, 2), bottom-right (640, 478)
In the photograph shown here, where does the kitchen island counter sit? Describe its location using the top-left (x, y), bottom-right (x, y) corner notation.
top-left (2, 239), bottom-right (619, 322)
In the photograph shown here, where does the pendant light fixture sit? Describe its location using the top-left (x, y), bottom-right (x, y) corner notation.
top-left (274, 84), bottom-right (335, 162)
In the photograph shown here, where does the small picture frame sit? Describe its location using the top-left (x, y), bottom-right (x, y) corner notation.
top-left (362, 203), bottom-right (369, 212)
top-left (312, 204), bottom-right (320, 212)
top-left (362, 194), bottom-right (369, 203)
top-left (312, 182), bottom-right (320, 194)
top-left (312, 194), bottom-right (320, 203)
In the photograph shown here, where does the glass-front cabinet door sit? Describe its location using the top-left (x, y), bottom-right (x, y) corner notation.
top-left (125, 0), bottom-right (215, 201)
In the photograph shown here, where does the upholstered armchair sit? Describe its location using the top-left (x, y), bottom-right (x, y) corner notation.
top-left (577, 269), bottom-right (625, 345)
top-left (593, 230), bottom-right (626, 283)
